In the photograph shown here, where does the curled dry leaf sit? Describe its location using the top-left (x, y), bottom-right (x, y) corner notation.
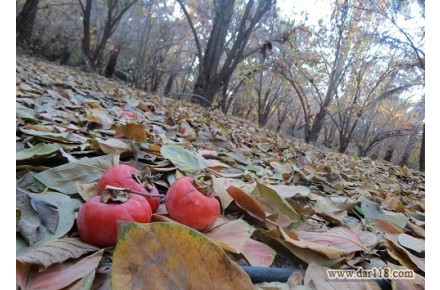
top-left (227, 186), bottom-right (267, 222)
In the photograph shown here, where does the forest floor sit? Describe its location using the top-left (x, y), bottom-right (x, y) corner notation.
top-left (16, 54), bottom-right (425, 289)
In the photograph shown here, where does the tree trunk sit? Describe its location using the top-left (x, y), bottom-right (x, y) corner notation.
top-left (193, 0), bottom-right (235, 105)
top-left (163, 74), bottom-right (176, 96)
top-left (105, 46), bottom-right (120, 78)
top-left (419, 124), bottom-right (425, 172)
top-left (16, 0), bottom-right (40, 47)
top-left (338, 136), bottom-right (350, 153)
top-left (399, 127), bottom-right (419, 166)
top-left (384, 146), bottom-right (394, 162)
top-left (179, 0), bottom-right (275, 107)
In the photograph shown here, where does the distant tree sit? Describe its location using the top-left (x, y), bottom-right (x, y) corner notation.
top-left (419, 124), bottom-right (424, 171)
top-left (17, 0), bottom-right (40, 47)
top-left (177, 0), bottom-right (284, 106)
top-left (79, 0), bottom-right (137, 70)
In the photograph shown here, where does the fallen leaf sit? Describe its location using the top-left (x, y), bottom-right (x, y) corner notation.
top-left (95, 138), bottom-right (131, 155)
top-left (227, 186), bottom-right (267, 222)
top-left (312, 196), bottom-right (347, 226)
top-left (16, 189), bottom-right (75, 248)
top-left (298, 227), bottom-right (371, 254)
top-left (397, 233), bottom-right (424, 253)
top-left (16, 143), bottom-right (61, 161)
top-left (280, 227), bottom-right (345, 261)
top-left (16, 249), bottom-right (104, 290)
top-left (206, 219), bottom-right (254, 254)
top-left (370, 218), bottom-right (403, 235)
top-left (33, 154), bottom-right (119, 195)
top-left (112, 221), bottom-right (253, 289)
top-left (241, 239), bottom-right (276, 267)
top-left (251, 181), bottom-right (300, 223)
top-left (211, 176), bottom-right (236, 209)
top-left (115, 123), bottom-right (149, 142)
top-left (16, 238), bottom-right (99, 269)
top-left (385, 236), bottom-right (425, 272)
top-left (77, 182), bottom-right (98, 201)
top-left (161, 144), bottom-right (207, 173)
top-left (266, 184), bottom-right (311, 198)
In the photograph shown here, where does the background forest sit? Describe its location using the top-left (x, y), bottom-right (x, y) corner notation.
top-left (16, 0), bottom-right (425, 170)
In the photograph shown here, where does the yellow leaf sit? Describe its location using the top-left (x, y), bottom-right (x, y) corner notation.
top-left (115, 123), bottom-right (149, 142)
top-left (112, 221), bottom-right (253, 290)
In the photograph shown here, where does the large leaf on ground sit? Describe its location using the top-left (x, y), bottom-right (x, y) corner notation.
top-left (205, 219), bottom-right (254, 254)
top-left (16, 238), bottom-right (99, 269)
top-left (161, 144), bottom-right (207, 173)
top-left (16, 249), bottom-right (104, 290)
top-left (251, 181), bottom-right (300, 223)
top-left (33, 154), bottom-right (119, 194)
top-left (112, 221), bottom-right (253, 290)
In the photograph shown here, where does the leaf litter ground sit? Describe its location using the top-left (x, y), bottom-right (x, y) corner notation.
top-left (16, 55), bottom-right (425, 289)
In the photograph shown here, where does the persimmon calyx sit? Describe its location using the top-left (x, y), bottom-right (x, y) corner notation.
top-left (194, 175), bottom-right (215, 197)
top-left (100, 186), bottom-right (131, 203)
top-left (100, 185), bottom-right (163, 204)
top-left (131, 171), bottom-right (155, 191)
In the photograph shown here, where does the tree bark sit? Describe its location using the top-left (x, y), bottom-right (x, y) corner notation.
top-left (419, 124), bottom-right (425, 172)
top-left (105, 46), bottom-right (120, 78)
top-left (16, 0), bottom-right (40, 47)
top-left (163, 74), bottom-right (176, 96)
top-left (399, 126), bottom-right (419, 166)
top-left (178, 0), bottom-right (276, 107)
top-left (384, 146), bottom-right (394, 162)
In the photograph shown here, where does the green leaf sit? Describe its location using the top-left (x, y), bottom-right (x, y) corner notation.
top-left (360, 196), bottom-right (407, 229)
top-left (251, 181), bottom-right (300, 222)
top-left (160, 145), bottom-right (207, 173)
top-left (16, 189), bottom-right (76, 250)
top-left (33, 154), bottom-right (119, 195)
top-left (16, 143), bottom-right (61, 161)
top-left (19, 128), bottom-right (84, 144)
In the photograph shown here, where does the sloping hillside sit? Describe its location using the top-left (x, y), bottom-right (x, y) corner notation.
top-left (16, 55), bottom-right (425, 289)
